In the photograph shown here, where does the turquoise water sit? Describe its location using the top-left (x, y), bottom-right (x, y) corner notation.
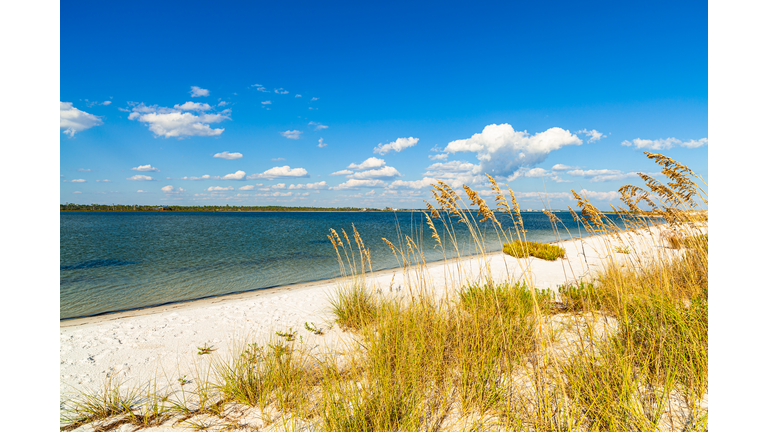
top-left (60, 211), bottom-right (627, 320)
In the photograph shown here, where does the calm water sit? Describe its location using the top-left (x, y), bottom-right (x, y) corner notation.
top-left (60, 211), bottom-right (627, 320)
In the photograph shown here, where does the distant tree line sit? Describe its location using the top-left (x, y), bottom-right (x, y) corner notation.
top-left (59, 203), bottom-right (399, 212)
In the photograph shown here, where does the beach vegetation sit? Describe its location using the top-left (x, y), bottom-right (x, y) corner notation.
top-left (60, 151), bottom-right (708, 431)
top-left (503, 239), bottom-right (566, 261)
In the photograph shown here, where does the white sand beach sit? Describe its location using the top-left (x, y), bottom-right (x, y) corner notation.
top-left (60, 223), bottom-right (701, 430)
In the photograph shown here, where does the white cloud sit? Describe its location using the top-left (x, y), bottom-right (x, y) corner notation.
top-left (190, 86), bottom-right (210, 97)
top-left (288, 181), bottom-right (327, 190)
top-left (214, 151), bottom-right (243, 160)
top-left (387, 177), bottom-right (438, 190)
top-left (217, 101), bottom-right (229, 107)
top-left (131, 164), bottom-right (160, 172)
top-left (330, 169), bottom-right (353, 176)
top-left (429, 153), bottom-right (449, 161)
top-left (102, 101), bottom-right (112, 106)
top-left (262, 101), bottom-right (272, 105)
top-left (295, 94), bottom-right (302, 98)
top-left (254, 191), bottom-right (293, 197)
top-left (127, 175), bottom-right (155, 181)
top-left (373, 137), bottom-right (419, 155)
top-left (348, 166), bottom-right (401, 180)
top-left (318, 138), bottom-right (327, 148)
top-left (274, 88), bottom-right (289, 94)
top-left (238, 185), bottom-right (256, 191)
top-left (552, 164), bottom-right (576, 171)
top-left (174, 102), bottom-right (211, 111)
top-left (247, 166), bottom-right (310, 179)
top-left (73, 191), bottom-right (82, 194)
top-left (206, 186), bottom-right (234, 191)
top-left (330, 179), bottom-right (388, 190)
top-left (96, 179), bottom-right (111, 183)
top-left (77, 168), bottom-right (92, 172)
top-left (137, 190), bottom-right (148, 193)
top-left (127, 103), bottom-right (230, 138)
top-left (578, 189), bottom-right (622, 201)
top-left (161, 185), bottom-right (185, 193)
top-left (220, 170), bottom-right (246, 180)
top-left (567, 168), bottom-right (658, 183)
top-left (272, 158), bottom-right (286, 161)
top-left (578, 129), bottom-right (605, 143)
top-left (309, 121), bottom-right (328, 130)
top-left (311, 97), bottom-right (318, 101)
top-left (347, 157), bottom-right (386, 170)
top-left (620, 137), bottom-right (708, 150)
top-left (442, 124), bottom-right (582, 177)
top-left (64, 179), bottom-right (86, 183)
top-left (524, 167), bottom-right (549, 178)
top-left (180, 175), bottom-right (213, 181)
top-left (60, 102), bottom-right (103, 137)
top-left (280, 130), bottom-right (302, 139)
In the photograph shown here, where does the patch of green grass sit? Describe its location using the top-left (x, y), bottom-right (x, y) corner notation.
top-left (503, 240), bottom-right (565, 261)
top-left (327, 283), bottom-right (377, 331)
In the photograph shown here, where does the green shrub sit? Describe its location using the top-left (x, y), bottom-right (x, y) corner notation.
top-left (503, 240), bottom-right (565, 261)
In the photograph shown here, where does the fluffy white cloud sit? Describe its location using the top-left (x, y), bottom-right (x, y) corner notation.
top-left (262, 101), bottom-right (272, 105)
top-left (161, 185), bottom-right (185, 193)
top-left (238, 185), bottom-right (256, 190)
top-left (318, 138), bottom-right (327, 148)
top-left (220, 170), bottom-right (246, 180)
top-left (127, 103), bottom-right (230, 138)
top-left (330, 179), bottom-right (388, 190)
top-left (288, 181), bottom-right (327, 190)
top-left (214, 151), bottom-right (243, 160)
top-left (174, 102), bottom-right (211, 111)
top-left (131, 164), bottom-right (160, 172)
top-left (274, 88), bottom-right (289, 94)
top-left (567, 169), bottom-right (659, 183)
top-left (96, 179), bottom-right (111, 183)
top-left (251, 84), bottom-right (270, 92)
top-left (309, 121), bottom-right (328, 130)
top-left (348, 166), bottom-right (401, 180)
top-left (280, 130), bottom-right (302, 139)
top-left (295, 94), bottom-right (302, 98)
top-left (77, 168), bottom-right (92, 172)
top-left (190, 86), bottom-right (209, 97)
top-left (180, 175), bottom-right (213, 181)
top-left (137, 190), bottom-right (148, 193)
top-left (127, 175), bottom-right (155, 181)
top-left (552, 164), bottom-right (576, 171)
top-left (387, 177), bottom-right (438, 190)
top-left (206, 186), bottom-right (234, 191)
top-left (247, 166), bottom-right (310, 179)
top-left (621, 137), bottom-right (708, 150)
top-left (578, 129), bottom-right (605, 143)
top-left (330, 169), bottom-right (353, 176)
top-left (442, 124), bottom-right (582, 177)
top-left (64, 179), bottom-right (86, 183)
top-left (60, 102), bottom-right (103, 137)
top-left (577, 189), bottom-right (622, 201)
top-left (311, 97), bottom-right (318, 101)
top-left (102, 101), bottom-right (112, 106)
top-left (373, 137), bottom-right (419, 155)
top-left (347, 157), bottom-right (386, 170)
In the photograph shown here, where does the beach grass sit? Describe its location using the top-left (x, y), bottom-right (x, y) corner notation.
top-left (503, 240), bottom-right (566, 261)
top-left (60, 151), bottom-right (708, 431)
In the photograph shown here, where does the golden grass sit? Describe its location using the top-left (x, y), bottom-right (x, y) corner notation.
top-left (61, 151), bottom-right (708, 431)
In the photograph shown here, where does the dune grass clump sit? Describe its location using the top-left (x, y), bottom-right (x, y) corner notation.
top-left (503, 240), bottom-right (566, 261)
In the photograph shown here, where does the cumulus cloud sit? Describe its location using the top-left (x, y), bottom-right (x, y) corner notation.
top-left (330, 169), bottom-right (353, 176)
top-left (387, 177), bottom-right (438, 190)
top-left (214, 151), bottom-right (243, 160)
top-left (274, 88), bottom-right (289, 94)
top-left (578, 129), bottom-right (605, 143)
top-left (330, 179), bottom-right (388, 190)
top-left (206, 186), bottom-right (234, 191)
top-left (552, 164), bottom-right (576, 171)
top-left (174, 102), bottom-right (212, 111)
top-left (64, 179), bottom-right (86, 183)
top-left (295, 94), bottom-right (302, 98)
top-left (347, 157), bottom-right (386, 170)
top-left (348, 166), bottom-right (401, 180)
top-left (102, 101), bottom-right (112, 106)
top-left (373, 137), bottom-right (419, 155)
top-left (190, 86), bottom-right (209, 97)
top-left (441, 124), bottom-right (582, 178)
top-left (161, 185), bottom-right (185, 193)
top-left (127, 175), bottom-right (155, 181)
top-left (247, 166), bottom-right (310, 179)
top-left (238, 185), bottom-right (256, 191)
top-left (137, 190), bottom-right (148, 193)
top-left (280, 130), bottom-right (302, 139)
top-left (60, 102), bottom-right (103, 137)
top-left (311, 97), bottom-right (318, 101)
top-left (127, 102), bottom-right (230, 138)
top-left (96, 179), bottom-right (111, 183)
top-left (131, 164), bottom-right (160, 172)
top-left (621, 137), bottom-right (708, 150)
top-left (577, 189), bottom-right (622, 201)
top-left (288, 181), bottom-right (327, 190)
top-left (251, 84), bottom-right (270, 92)
top-left (318, 138), bottom-right (327, 148)
top-left (309, 121), bottom-right (328, 130)
top-left (567, 168), bottom-right (658, 183)
top-left (220, 170), bottom-right (246, 180)
top-left (262, 101), bottom-right (272, 105)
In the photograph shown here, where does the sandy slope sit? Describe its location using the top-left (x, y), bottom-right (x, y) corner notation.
top-left (60, 224), bottom-right (690, 413)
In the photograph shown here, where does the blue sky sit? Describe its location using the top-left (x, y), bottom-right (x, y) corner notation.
top-left (59, 0), bottom-right (708, 210)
